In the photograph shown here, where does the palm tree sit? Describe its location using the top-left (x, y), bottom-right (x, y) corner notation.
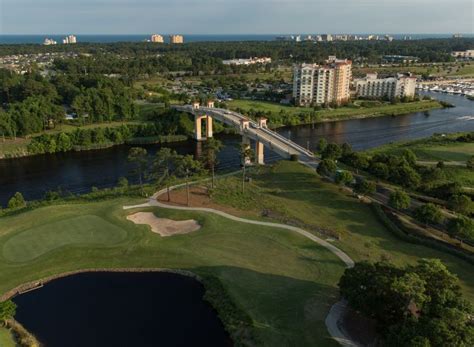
top-left (127, 147), bottom-right (148, 195)
top-left (239, 143), bottom-right (254, 193)
top-left (153, 148), bottom-right (179, 202)
top-left (175, 154), bottom-right (203, 206)
top-left (201, 138), bottom-right (223, 189)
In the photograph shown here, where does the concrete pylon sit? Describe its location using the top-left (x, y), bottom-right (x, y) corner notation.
top-left (255, 141), bottom-right (264, 165)
top-left (206, 116), bottom-right (213, 138)
top-left (194, 115), bottom-right (205, 141)
top-left (242, 136), bottom-right (251, 165)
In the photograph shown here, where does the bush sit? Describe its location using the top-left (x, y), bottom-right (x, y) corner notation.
top-left (389, 190), bottom-right (411, 210)
top-left (0, 300), bottom-right (16, 321)
top-left (317, 159), bottom-right (337, 177)
top-left (354, 179), bottom-right (376, 196)
top-left (7, 192), bottom-right (26, 209)
top-left (414, 203), bottom-right (444, 225)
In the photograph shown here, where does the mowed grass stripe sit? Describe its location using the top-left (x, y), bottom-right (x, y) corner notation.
top-left (2, 215), bottom-right (127, 262)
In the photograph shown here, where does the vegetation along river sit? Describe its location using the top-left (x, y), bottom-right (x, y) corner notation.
top-left (0, 92), bottom-right (473, 206)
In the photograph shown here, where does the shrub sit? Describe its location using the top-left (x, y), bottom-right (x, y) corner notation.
top-left (414, 203), bottom-right (444, 225)
top-left (389, 190), bottom-right (411, 210)
top-left (7, 192), bottom-right (26, 209)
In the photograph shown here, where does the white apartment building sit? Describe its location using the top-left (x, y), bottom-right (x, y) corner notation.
top-left (451, 50), bottom-right (474, 59)
top-left (354, 73), bottom-right (417, 99)
top-left (293, 56), bottom-right (352, 106)
top-left (62, 35), bottom-right (77, 44)
top-left (43, 38), bottom-right (57, 45)
top-left (222, 57), bottom-right (272, 66)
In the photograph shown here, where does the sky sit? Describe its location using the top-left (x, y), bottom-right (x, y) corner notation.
top-left (1, 0), bottom-right (473, 35)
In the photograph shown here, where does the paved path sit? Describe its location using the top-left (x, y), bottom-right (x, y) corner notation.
top-left (124, 182), bottom-right (358, 347)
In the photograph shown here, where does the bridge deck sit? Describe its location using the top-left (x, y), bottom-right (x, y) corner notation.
top-left (173, 105), bottom-right (314, 159)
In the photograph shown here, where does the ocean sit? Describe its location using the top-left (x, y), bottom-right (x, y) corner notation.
top-left (0, 34), bottom-right (472, 45)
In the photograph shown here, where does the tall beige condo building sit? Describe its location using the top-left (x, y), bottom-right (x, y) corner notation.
top-left (293, 56), bottom-right (352, 106)
top-left (151, 34), bottom-right (164, 43)
top-left (170, 35), bottom-right (184, 44)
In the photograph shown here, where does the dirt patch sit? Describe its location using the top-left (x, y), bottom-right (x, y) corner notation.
top-left (127, 212), bottom-right (200, 237)
top-left (157, 186), bottom-right (253, 218)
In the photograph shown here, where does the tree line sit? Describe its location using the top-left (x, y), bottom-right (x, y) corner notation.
top-left (0, 69), bottom-right (137, 137)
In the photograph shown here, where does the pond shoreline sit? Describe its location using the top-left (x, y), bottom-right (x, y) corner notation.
top-left (1, 267), bottom-right (200, 302)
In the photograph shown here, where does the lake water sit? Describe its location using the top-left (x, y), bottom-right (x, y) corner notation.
top-left (12, 272), bottom-right (232, 347)
top-left (0, 92), bottom-right (472, 207)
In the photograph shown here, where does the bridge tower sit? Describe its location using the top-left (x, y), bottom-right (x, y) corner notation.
top-left (193, 101), bottom-right (214, 141)
top-left (255, 118), bottom-right (267, 165)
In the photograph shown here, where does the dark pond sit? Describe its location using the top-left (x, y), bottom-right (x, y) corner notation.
top-left (1, 92), bottom-right (473, 206)
top-left (12, 272), bottom-right (232, 347)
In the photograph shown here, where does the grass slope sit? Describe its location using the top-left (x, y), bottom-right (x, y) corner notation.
top-left (0, 198), bottom-right (344, 346)
top-left (0, 327), bottom-right (15, 347)
top-left (210, 161), bottom-right (474, 302)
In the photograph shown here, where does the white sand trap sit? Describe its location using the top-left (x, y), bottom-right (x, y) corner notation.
top-left (127, 212), bottom-right (200, 237)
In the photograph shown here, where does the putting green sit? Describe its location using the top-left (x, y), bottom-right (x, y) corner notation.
top-left (2, 215), bottom-right (127, 262)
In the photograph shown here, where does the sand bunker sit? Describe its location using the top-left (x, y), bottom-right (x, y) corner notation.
top-left (127, 212), bottom-right (200, 237)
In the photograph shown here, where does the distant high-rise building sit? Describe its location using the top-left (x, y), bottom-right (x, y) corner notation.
top-left (293, 56), bottom-right (352, 106)
top-left (321, 34), bottom-right (333, 41)
top-left (150, 34), bottom-right (164, 43)
top-left (453, 33), bottom-right (463, 39)
top-left (43, 38), bottom-right (57, 45)
top-left (62, 35), bottom-right (77, 44)
top-left (169, 35), bottom-right (184, 44)
top-left (354, 73), bottom-right (416, 100)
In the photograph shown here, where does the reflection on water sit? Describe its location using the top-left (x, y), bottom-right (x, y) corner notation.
top-left (1, 92), bottom-right (473, 206)
top-left (13, 272), bottom-right (232, 347)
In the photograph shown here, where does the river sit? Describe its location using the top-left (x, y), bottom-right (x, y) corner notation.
top-left (12, 272), bottom-right (232, 347)
top-left (0, 92), bottom-right (472, 207)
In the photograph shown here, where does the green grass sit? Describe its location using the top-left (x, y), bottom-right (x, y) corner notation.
top-left (3, 215), bottom-right (127, 262)
top-left (0, 326), bottom-right (15, 347)
top-left (210, 161), bottom-right (474, 302)
top-left (227, 99), bottom-right (442, 125)
top-left (0, 197), bottom-right (343, 346)
top-left (371, 139), bottom-right (474, 162)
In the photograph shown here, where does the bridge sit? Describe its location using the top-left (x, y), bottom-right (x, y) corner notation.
top-left (173, 101), bottom-right (314, 164)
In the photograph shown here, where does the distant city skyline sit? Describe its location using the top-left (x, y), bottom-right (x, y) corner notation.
top-left (1, 0), bottom-right (473, 35)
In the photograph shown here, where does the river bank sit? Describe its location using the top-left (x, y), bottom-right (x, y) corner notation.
top-left (228, 98), bottom-right (444, 127)
top-left (0, 99), bottom-right (444, 160)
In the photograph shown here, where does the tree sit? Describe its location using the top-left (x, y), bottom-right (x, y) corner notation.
top-left (201, 138), bottom-right (223, 189)
top-left (339, 259), bottom-right (474, 347)
top-left (239, 143), bottom-right (254, 193)
top-left (402, 149), bottom-right (417, 166)
top-left (317, 138), bottom-right (328, 153)
top-left (448, 194), bottom-right (472, 215)
top-left (447, 216), bottom-right (474, 241)
top-left (389, 190), bottom-right (411, 210)
top-left (335, 170), bottom-right (353, 186)
top-left (414, 203), bottom-right (443, 225)
top-left (153, 148), bottom-right (180, 202)
top-left (127, 147), bottom-right (148, 195)
top-left (353, 179), bottom-right (376, 196)
top-left (317, 159), bottom-right (337, 177)
top-left (321, 143), bottom-right (342, 160)
top-left (7, 192), bottom-right (26, 209)
top-left (175, 154), bottom-right (203, 206)
top-left (0, 300), bottom-right (16, 322)
top-left (466, 155), bottom-right (474, 170)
